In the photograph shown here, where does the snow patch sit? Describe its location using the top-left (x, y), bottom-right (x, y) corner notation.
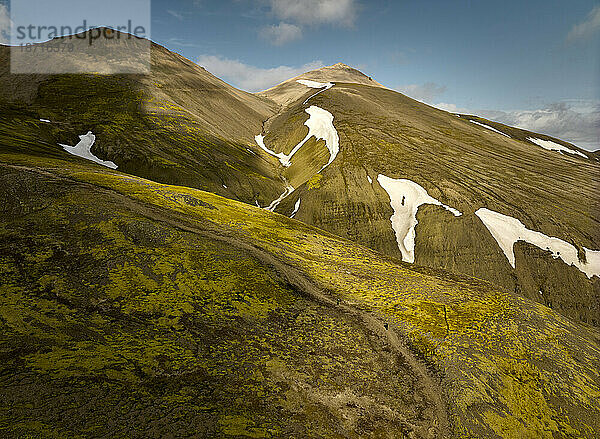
top-left (255, 106), bottom-right (339, 172)
top-left (297, 80), bottom-right (333, 89)
top-left (59, 131), bottom-right (117, 169)
top-left (469, 120), bottom-right (511, 138)
top-left (39, 118), bottom-right (51, 123)
top-left (377, 174), bottom-right (462, 263)
top-left (527, 137), bottom-right (587, 158)
top-left (254, 134), bottom-right (289, 164)
top-left (297, 79), bottom-right (334, 104)
top-left (475, 208), bottom-right (600, 278)
top-left (266, 185), bottom-right (295, 212)
top-left (367, 175), bottom-right (372, 184)
top-left (290, 198), bottom-right (301, 218)
top-left (222, 184), bottom-right (227, 189)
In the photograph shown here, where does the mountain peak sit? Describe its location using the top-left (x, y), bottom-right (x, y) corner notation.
top-left (330, 62), bottom-right (352, 68)
top-left (318, 62), bottom-right (365, 75)
top-left (258, 61), bottom-right (386, 105)
top-left (302, 62), bottom-right (382, 86)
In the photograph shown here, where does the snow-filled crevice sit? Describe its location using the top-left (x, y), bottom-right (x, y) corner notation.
top-left (469, 120), bottom-right (511, 138)
top-left (527, 137), bottom-right (588, 159)
top-left (377, 174), bottom-right (462, 263)
top-left (290, 198), bottom-right (301, 218)
top-left (265, 182), bottom-right (295, 212)
top-left (297, 79), bottom-right (334, 104)
top-left (255, 105), bottom-right (339, 172)
top-left (475, 208), bottom-right (600, 278)
top-left (59, 131), bottom-right (117, 169)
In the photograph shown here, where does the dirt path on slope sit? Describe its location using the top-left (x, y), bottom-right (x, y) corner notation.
top-left (1, 162), bottom-right (451, 437)
top-left (120, 187), bottom-right (451, 438)
top-left (130, 204), bottom-right (451, 437)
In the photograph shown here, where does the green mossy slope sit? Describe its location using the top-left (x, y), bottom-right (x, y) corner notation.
top-left (0, 160), bottom-right (436, 438)
top-left (1, 151), bottom-right (599, 438)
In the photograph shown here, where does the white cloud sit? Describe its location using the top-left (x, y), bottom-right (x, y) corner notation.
top-left (398, 82), bottom-right (447, 103)
top-left (434, 99), bottom-right (600, 151)
top-left (478, 102), bottom-right (600, 151)
top-left (434, 102), bottom-right (469, 113)
top-left (567, 5), bottom-right (600, 42)
top-left (0, 4), bottom-right (11, 45)
top-left (269, 0), bottom-right (358, 27)
top-left (197, 55), bottom-right (324, 92)
top-left (167, 38), bottom-right (202, 48)
top-left (260, 22), bottom-right (302, 45)
top-left (167, 9), bottom-right (185, 21)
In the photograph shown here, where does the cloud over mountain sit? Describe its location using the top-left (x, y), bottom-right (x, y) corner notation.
top-left (398, 82), bottom-right (447, 103)
top-left (479, 101), bottom-right (600, 151)
top-left (435, 100), bottom-right (600, 151)
top-left (197, 55), bottom-right (324, 92)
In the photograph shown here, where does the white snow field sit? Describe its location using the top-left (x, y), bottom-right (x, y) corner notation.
top-left (297, 79), bottom-right (334, 104)
top-left (527, 137), bottom-right (588, 159)
top-left (297, 80), bottom-right (334, 89)
top-left (377, 174), bottom-right (462, 263)
top-left (475, 208), bottom-right (600, 278)
top-left (59, 131), bottom-right (117, 169)
top-left (469, 120), bottom-right (511, 138)
top-left (290, 198), bottom-right (301, 218)
top-left (255, 105), bottom-right (339, 172)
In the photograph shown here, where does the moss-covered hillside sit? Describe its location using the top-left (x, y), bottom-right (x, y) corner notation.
top-left (1, 146), bottom-right (599, 437)
top-left (0, 37), bottom-right (285, 207)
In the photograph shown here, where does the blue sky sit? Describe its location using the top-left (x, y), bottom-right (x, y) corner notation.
top-left (1, 0), bottom-right (598, 148)
top-left (152, 1), bottom-right (596, 104)
top-left (149, 0), bottom-right (599, 149)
